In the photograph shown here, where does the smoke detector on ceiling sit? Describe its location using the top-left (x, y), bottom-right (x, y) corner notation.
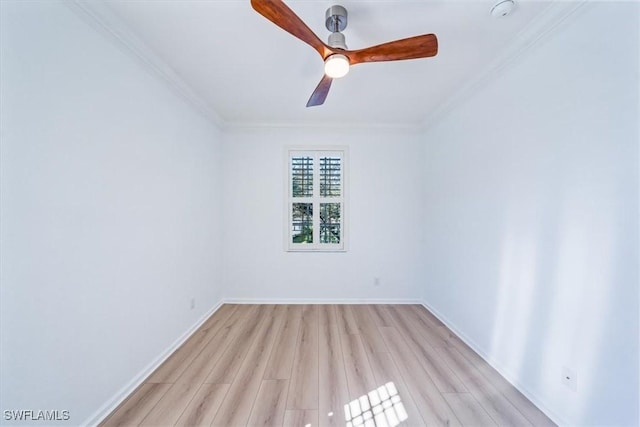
top-left (491, 0), bottom-right (515, 18)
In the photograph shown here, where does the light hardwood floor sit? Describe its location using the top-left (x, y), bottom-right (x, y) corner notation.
top-left (100, 304), bottom-right (555, 427)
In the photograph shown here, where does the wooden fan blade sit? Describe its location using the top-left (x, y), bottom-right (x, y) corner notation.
top-left (347, 34), bottom-right (438, 65)
top-left (251, 0), bottom-right (332, 59)
top-left (306, 74), bottom-right (333, 107)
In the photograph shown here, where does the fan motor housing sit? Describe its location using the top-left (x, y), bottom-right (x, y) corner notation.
top-left (328, 32), bottom-right (347, 49)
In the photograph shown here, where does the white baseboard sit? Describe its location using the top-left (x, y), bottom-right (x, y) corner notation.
top-left (420, 299), bottom-right (567, 427)
top-left (83, 300), bottom-right (225, 427)
top-left (222, 298), bottom-right (422, 304)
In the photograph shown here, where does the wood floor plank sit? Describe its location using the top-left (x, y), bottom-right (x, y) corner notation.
top-left (138, 381), bottom-right (201, 426)
top-left (449, 338), bottom-right (555, 426)
top-left (350, 305), bottom-right (387, 355)
top-left (247, 379), bottom-right (289, 426)
top-left (147, 304), bottom-right (238, 383)
top-left (287, 305), bottom-right (319, 410)
top-left (211, 305), bottom-right (284, 426)
top-left (340, 332), bottom-right (377, 399)
top-left (146, 330), bottom-right (210, 384)
top-left (318, 304), bottom-right (338, 325)
top-left (367, 304), bottom-right (394, 327)
top-left (179, 304), bottom-right (254, 385)
top-left (443, 393), bottom-right (498, 427)
top-left (408, 305), bottom-right (460, 348)
top-left (318, 318), bottom-right (350, 427)
top-left (437, 345), bottom-right (532, 426)
top-left (368, 351), bottom-right (426, 427)
top-left (402, 304), bottom-right (451, 348)
top-left (199, 304), bottom-right (239, 332)
top-left (387, 305), bottom-right (467, 393)
top-left (283, 409), bottom-right (319, 427)
top-left (335, 304), bottom-right (358, 335)
top-left (174, 383), bottom-right (229, 427)
top-left (410, 304), bottom-right (445, 327)
top-left (379, 326), bottom-right (462, 427)
top-left (100, 383), bottom-right (171, 427)
top-left (205, 304), bottom-right (270, 384)
top-left (264, 304), bottom-right (303, 380)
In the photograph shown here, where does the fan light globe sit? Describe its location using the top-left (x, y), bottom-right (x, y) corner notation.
top-left (324, 54), bottom-right (350, 78)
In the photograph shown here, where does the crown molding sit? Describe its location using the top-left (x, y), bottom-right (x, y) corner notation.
top-left (226, 119), bottom-right (423, 132)
top-left (419, 0), bottom-right (591, 132)
top-left (65, 0), bottom-right (227, 130)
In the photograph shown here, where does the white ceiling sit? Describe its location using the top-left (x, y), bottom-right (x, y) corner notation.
top-left (77, 0), bottom-right (583, 128)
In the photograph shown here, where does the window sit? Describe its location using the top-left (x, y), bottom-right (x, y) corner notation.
top-left (286, 147), bottom-right (347, 251)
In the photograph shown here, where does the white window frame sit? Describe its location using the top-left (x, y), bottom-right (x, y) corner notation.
top-left (285, 146), bottom-right (348, 252)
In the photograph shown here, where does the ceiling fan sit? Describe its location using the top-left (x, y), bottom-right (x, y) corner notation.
top-left (250, 0), bottom-right (438, 107)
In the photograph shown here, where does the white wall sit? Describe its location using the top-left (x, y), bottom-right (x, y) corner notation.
top-left (420, 3), bottom-right (638, 426)
top-left (0, 1), bottom-right (224, 424)
top-left (221, 127), bottom-right (424, 302)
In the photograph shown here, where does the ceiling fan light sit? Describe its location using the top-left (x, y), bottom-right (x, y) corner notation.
top-left (324, 54), bottom-right (350, 78)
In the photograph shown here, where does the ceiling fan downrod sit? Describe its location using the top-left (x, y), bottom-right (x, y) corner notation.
top-left (325, 5), bottom-right (347, 49)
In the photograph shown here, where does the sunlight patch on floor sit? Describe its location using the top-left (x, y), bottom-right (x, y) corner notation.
top-left (344, 382), bottom-right (408, 427)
